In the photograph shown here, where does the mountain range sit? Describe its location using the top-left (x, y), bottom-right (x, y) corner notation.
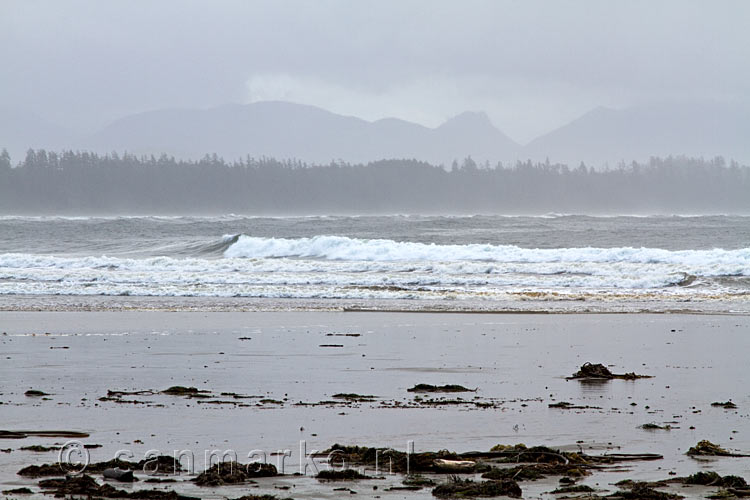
top-left (2, 100), bottom-right (748, 167)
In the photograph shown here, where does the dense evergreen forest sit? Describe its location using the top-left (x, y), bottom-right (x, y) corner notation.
top-left (0, 149), bottom-right (747, 214)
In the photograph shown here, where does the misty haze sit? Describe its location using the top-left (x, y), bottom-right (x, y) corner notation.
top-left (2, 3), bottom-right (750, 500)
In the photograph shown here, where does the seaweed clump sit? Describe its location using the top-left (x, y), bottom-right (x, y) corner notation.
top-left (2, 488), bottom-right (33, 495)
top-left (686, 440), bottom-right (747, 457)
top-left (482, 463), bottom-right (587, 482)
top-left (232, 496), bottom-right (292, 500)
top-left (682, 471), bottom-right (747, 488)
top-left (403, 475), bottom-right (437, 487)
top-left (408, 384), bottom-right (474, 393)
top-left (316, 468), bottom-right (369, 480)
top-left (161, 386), bottom-right (209, 396)
top-left (711, 401), bottom-right (738, 409)
top-left (38, 474), bottom-right (197, 499)
top-left (322, 444), bottom-right (475, 473)
top-left (432, 476), bottom-right (522, 498)
top-left (552, 484), bottom-right (595, 494)
top-left (608, 481), bottom-right (683, 499)
top-left (193, 462), bottom-right (277, 486)
top-left (487, 444), bottom-right (588, 465)
top-left (567, 362), bottom-right (651, 380)
top-left (18, 455), bottom-right (183, 477)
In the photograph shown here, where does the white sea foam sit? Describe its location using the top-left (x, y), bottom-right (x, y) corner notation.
top-left (223, 235), bottom-right (750, 268)
top-left (0, 235), bottom-right (748, 300)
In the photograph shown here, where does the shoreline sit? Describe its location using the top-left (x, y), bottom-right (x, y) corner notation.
top-left (1, 294), bottom-right (748, 315)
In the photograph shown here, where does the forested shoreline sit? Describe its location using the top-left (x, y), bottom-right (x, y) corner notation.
top-left (0, 149), bottom-right (748, 214)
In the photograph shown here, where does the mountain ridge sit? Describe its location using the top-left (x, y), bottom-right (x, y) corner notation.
top-left (2, 100), bottom-right (748, 166)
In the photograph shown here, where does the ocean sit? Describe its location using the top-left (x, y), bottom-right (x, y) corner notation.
top-left (1, 214), bottom-right (749, 312)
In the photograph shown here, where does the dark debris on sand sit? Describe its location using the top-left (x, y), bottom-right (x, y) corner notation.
top-left (432, 476), bottom-right (522, 498)
top-left (24, 390), bottom-right (50, 397)
top-left (482, 463), bottom-right (588, 482)
top-left (331, 393), bottom-right (377, 402)
top-left (485, 444), bottom-right (589, 465)
top-left (680, 471), bottom-right (748, 489)
top-left (407, 384), bottom-right (475, 393)
top-left (231, 496), bottom-right (293, 500)
top-left (712, 401), bottom-right (738, 409)
top-left (567, 362), bottom-right (652, 380)
top-left (321, 444), bottom-right (480, 474)
top-left (38, 474), bottom-right (198, 499)
top-left (403, 475), bottom-right (437, 487)
top-left (316, 468), bottom-right (370, 480)
top-left (640, 423), bottom-right (673, 431)
top-left (161, 386), bottom-right (210, 396)
top-left (607, 482), bottom-right (683, 500)
top-left (2, 487), bottom-right (33, 495)
top-left (551, 484), bottom-right (595, 494)
top-left (548, 401), bottom-right (602, 410)
top-left (686, 440), bottom-right (750, 457)
top-left (193, 461), bottom-right (277, 486)
top-left (19, 455), bottom-right (184, 477)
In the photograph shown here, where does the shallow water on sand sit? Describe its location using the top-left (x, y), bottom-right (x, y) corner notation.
top-left (1, 312), bottom-right (749, 498)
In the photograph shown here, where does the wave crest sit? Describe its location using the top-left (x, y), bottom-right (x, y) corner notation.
top-left (224, 235), bottom-right (750, 269)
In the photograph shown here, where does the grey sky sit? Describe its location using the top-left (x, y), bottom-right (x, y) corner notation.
top-left (1, 0), bottom-right (748, 143)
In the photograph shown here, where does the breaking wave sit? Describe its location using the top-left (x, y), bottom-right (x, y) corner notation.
top-left (224, 234), bottom-right (750, 270)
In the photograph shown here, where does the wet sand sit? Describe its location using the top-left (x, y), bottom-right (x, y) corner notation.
top-left (1, 311), bottom-right (749, 499)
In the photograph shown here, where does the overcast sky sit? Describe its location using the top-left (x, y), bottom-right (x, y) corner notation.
top-left (1, 0), bottom-right (748, 143)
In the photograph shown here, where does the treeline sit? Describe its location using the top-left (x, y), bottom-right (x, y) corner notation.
top-left (0, 149), bottom-right (748, 214)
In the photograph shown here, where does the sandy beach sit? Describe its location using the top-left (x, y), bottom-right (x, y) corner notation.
top-left (1, 310), bottom-right (749, 499)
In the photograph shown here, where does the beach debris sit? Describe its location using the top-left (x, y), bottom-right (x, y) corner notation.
top-left (19, 445), bottom-right (57, 452)
top-left (0, 430), bottom-right (89, 439)
top-left (316, 468), bottom-right (370, 480)
top-left (686, 440), bottom-right (750, 457)
top-left (548, 401), bottom-right (601, 410)
top-left (482, 463), bottom-right (587, 482)
top-left (2, 488), bottom-right (33, 495)
top-left (38, 474), bottom-right (197, 499)
top-left (320, 444), bottom-right (479, 473)
top-left (707, 490), bottom-right (750, 499)
top-left (19, 455), bottom-right (183, 477)
top-left (680, 471), bottom-right (747, 488)
top-left (608, 481), bottom-right (683, 499)
top-left (432, 476), bottom-right (522, 498)
top-left (332, 393), bottom-right (377, 402)
top-left (472, 444), bottom-right (661, 466)
top-left (161, 386), bottom-right (209, 396)
top-left (103, 467), bottom-right (135, 482)
top-left (403, 475), bottom-right (437, 487)
top-left (433, 459), bottom-right (476, 472)
top-left (640, 423), bottom-right (673, 431)
top-left (712, 401), bottom-right (738, 409)
top-left (551, 484), bottom-right (595, 493)
top-left (407, 384), bottom-right (475, 393)
top-left (567, 362), bottom-right (652, 380)
top-left (24, 390), bottom-right (50, 397)
top-left (193, 461), bottom-right (277, 486)
top-left (107, 390), bottom-right (157, 397)
top-left (220, 392), bottom-right (256, 399)
top-left (485, 444), bottom-right (586, 464)
top-left (319, 344), bottom-right (344, 348)
top-left (232, 496), bottom-right (293, 500)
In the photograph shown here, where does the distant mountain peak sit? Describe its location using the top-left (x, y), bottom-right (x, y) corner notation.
top-left (439, 111), bottom-right (494, 129)
top-left (84, 100), bottom-right (520, 165)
